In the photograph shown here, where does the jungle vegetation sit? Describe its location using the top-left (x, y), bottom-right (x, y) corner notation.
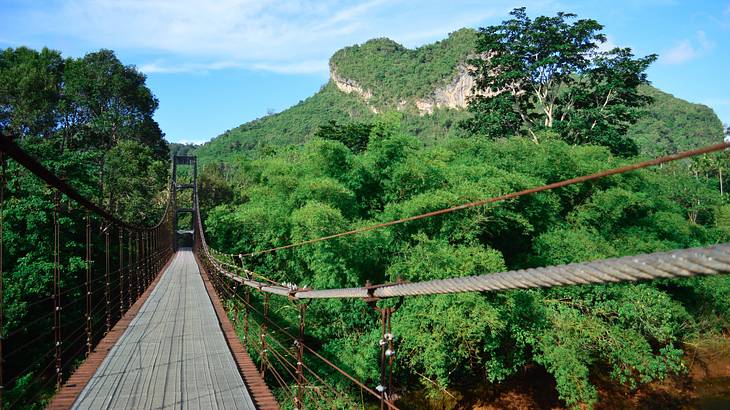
top-left (0, 46), bottom-right (168, 407)
top-left (1, 6), bottom-right (729, 409)
top-left (198, 9), bottom-right (729, 409)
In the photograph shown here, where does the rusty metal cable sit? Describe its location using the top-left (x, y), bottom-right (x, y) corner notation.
top-left (217, 278), bottom-right (397, 406)
top-left (238, 142), bottom-right (730, 258)
top-left (53, 192), bottom-right (62, 386)
top-left (0, 135), bottom-right (172, 231)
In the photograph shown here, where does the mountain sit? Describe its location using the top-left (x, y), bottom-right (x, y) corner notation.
top-left (194, 29), bottom-right (724, 163)
top-left (627, 85), bottom-right (725, 156)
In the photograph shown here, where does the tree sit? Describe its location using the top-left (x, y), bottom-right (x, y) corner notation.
top-left (463, 8), bottom-right (656, 156)
top-left (315, 120), bottom-right (374, 153)
top-left (0, 47), bottom-right (64, 138)
top-left (198, 163), bottom-right (234, 213)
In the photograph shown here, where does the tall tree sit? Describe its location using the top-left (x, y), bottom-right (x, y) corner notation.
top-left (462, 8), bottom-right (656, 156)
top-left (0, 47), bottom-right (64, 138)
top-left (0, 46), bottom-right (168, 218)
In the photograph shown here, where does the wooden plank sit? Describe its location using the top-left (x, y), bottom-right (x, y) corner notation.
top-left (49, 250), bottom-right (260, 410)
top-left (46, 252), bottom-right (174, 409)
top-left (194, 251), bottom-right (280, 410)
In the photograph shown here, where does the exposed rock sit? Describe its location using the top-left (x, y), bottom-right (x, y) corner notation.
top-left (331, 68), bottom-right (372, 101)
top-left (414, 64), bottom-right (496, 115)
top-left (330, 61), bottom-right (497, 116)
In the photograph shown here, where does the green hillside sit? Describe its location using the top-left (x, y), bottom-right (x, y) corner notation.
top-left (194, 83), bottom-right (374, 162)
top-left (628, 85), bottom-right (724, 155)
top-left (329, 28), bottom-right (478, 108)
top-left (195, 29), bottom-right (723, 163)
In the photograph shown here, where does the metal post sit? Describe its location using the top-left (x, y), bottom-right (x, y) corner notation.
top-left (53, 192), bottom-right (62, 386)
top-left (145, 231), bottom-right (151, 285)
top-left (139, 232), bottom-right (144, 289)
top-left (295, 303), bottom-right (307, 409)
top-left (260, 293), bottom-right (270, 377)
top-left (370, 298), bottom-right (402, 410)
top-left (387, 309), bottom-right (396, 400)
top-left (119, 227), bottom-right (124, 315)
top-left (1, 151), bottom-right (5, 407)
top-left (85, 212), bottom-right (92, 356)
top-left (378, 308), bottom-right (387, 410)
top-left (243, 288), bottom-right (250, 347)
top-left (147, 231), bottom-right (155, 283)
top-left (172, 160), bottom-right (177, 252)
top-left (136, 232), bottom-right (141, 299)
top-left (127, 229), bottom-right (133, 307)
top-left (150, 229), bottom-right (155, 275)
top-left (231, 282), bottom-right (240, 326)
top-left (144, 231), bottom-right (155, 284)
top-left (104, 225), bottom-right (111, 335)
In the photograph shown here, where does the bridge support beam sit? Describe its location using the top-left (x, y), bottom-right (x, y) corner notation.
top-left (369, 298), bottom-right (403, 410)
top-left (294, 303), bottom-right (307, 410)
top-left (172, 155), bottom-right (197, 250)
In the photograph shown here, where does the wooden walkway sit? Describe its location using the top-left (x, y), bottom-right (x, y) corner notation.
top-left (72, 250), bottom-right (256, 410)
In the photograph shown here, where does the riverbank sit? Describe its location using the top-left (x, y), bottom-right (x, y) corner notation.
top-left (400, 336), bottom-right (730, 409)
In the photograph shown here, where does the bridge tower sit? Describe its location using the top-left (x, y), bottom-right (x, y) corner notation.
top-left (172, 155), bottom-right (197, 249)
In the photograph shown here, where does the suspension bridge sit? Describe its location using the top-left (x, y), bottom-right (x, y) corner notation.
top-left (1, 134), bottom-right (729, 409)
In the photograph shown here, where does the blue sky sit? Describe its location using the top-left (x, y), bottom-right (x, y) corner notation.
top-left (1, 0), bottom-right (729, 144)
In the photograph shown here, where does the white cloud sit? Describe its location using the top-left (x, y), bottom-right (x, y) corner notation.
top-left (3, 0), bottom-right (558, 75)
top-left (661, 31), bottom-right (714, 64)
top-left (138, 59), bottom-right (328, 75)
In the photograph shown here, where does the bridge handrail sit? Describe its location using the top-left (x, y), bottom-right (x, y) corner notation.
top-left (0, 134), bottom-right (171, 231)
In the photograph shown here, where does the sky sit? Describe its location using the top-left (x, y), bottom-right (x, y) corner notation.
top-left (1, 0), bottom-right (729, 144)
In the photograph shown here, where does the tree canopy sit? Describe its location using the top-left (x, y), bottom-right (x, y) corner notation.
top-left (202, 117), bottom-right (730, 408)
top-left (0, 46), bottom-right (167, 218)
top-left (1, 46), bottom-right (169, 406)
top-left (462, 8), bottom-right (657, 156)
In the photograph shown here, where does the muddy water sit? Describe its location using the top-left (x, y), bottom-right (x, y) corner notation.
top-left (692, 376), bottom-right (730, 410)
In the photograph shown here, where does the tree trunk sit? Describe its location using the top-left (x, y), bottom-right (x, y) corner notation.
top-left (720, 167), bottom-right (724, 196)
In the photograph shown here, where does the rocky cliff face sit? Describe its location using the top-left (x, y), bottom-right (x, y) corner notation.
top-left (331, 64), bottom-right (492, 115)
top-left (331, 69), bottom-right (372, 100)
top-left (414, 65), bottom-right (479, 114)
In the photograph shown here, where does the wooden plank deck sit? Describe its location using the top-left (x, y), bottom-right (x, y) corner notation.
top-left (71, 250), bottom-right (257, 410)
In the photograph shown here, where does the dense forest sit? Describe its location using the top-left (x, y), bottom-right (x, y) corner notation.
top-left (196, 8), bottom-right (730, 409)
top-left (0, 47), bottom-right (168, 407)
top-left (1, 6), bottom-right (729, 410)
top-left (202, 122), bottom-right (730, 408)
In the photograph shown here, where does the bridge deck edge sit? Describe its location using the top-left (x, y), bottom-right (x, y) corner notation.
top-left (45, 253), bottom-right (175, 410)
top-left (194, 251), bottom-right (281, 410)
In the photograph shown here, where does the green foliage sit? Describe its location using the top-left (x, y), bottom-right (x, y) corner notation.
top-left (194, 82), bottom-right (375, 162)
top-left (104, 140), bottom-right (168, 222)
top-left (314, 120), bottom-right (373, 153)
top-left (464, 8), bottom-right (656, 156)
top-left (169, 142), bottom-right (198, 158)
top-left (330, 29), bottom-right (478, 107)
top-left (194, 26), bottom-right (726, 399)
top-left (204, 120), bottom-right (730, 408)
top-left (628, 85), bottom-right (725, 155)
top-left (198, 162), bottom-right (234, 213)
top-left (193, 27), bottom-right (721, 166)
top-left (1, 46), bottom-right (168, 407)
